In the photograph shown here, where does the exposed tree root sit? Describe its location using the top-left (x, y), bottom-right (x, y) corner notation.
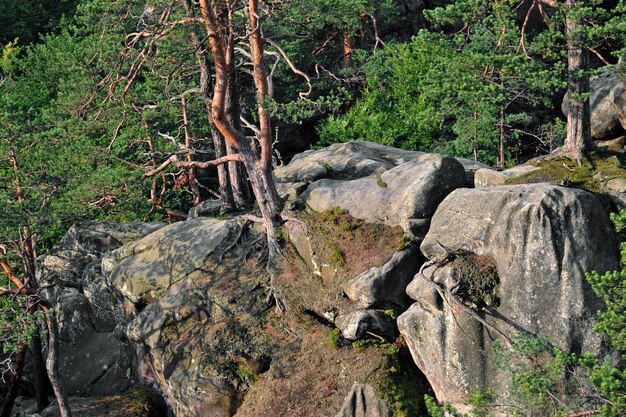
top-left (418, 241), bottom-right (514, 347)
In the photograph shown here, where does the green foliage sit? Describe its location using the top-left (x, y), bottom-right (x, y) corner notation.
top-left (375, 345), bottom-right (428, 417)
top-left (468, 389), bottom-right (495, 417)
top-left (0, 303), bottom-right (45, 354)
top-left (0, 39), bottom-right (21, 74)
top-left (424, 395), bottom-right (445, 417)
top-left (317, 0), bottom-right (626, 165)
top-left (330, 248), bottom-right (345, 267)
top-left (586, 211), bottom-right (626, 352)
top-left (397, 235), bottom-right (418, 251)
top-left (327, 328), bottom-right (343, 349)
top-left (383, 309), bottom-right (398, 321)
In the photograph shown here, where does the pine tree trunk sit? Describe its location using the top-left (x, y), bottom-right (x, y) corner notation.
top-left (199, 0), bottom-right (284, 244)
top-left (42, 307), bottom-right (72, 417)
top-left (563, 0), bottom-right (592, 163)
top-left (32, 330), bottom-right (52, 411)
top-left (182, 95), bottom-right (201, 206)
top-left (224, 26), bottom-right (251, 207)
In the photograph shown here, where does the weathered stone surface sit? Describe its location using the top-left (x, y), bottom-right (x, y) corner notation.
top-left (122, 225), bottom-right (274, 417)
top-left (344, 248), bottom-right (422, 309)
top-left (474, 165), bottom-right (540, 187)
top-left (35, 221), bottom-right (163, 396)
top-left (607, 177), bottom-right (626, 192)
top-left (102, 218), bottom-right (234, 307)
top-left (274, 141), bottom-right (488, 200)
top-left (597, 135), bottom-right (626, 152)
top-left (188, 199), bottom-right (222, 219)
top-left (301, 154), bottom-right (466, 233)
top-left (563, 70), bottom-right (626, 139)
top-left (335, 384), bottom-right (392, 417)
top-left (398, 184), bottom-right (620, 414)
top-left (335, 310), bottom-right (397, 341)
top-left (37, 221), bottom-right (164, 293)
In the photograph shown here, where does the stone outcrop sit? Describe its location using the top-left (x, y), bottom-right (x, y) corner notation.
top-left (344, 248), bottom-right (422, 310)
top-left (102, 218), bottom-right (234, 313)
top-left (274, 141), bottom-right (488, 199)
top-left (335, 310), bottom-right (397, 341)
top-left (36, 221), bottom-right (165, 396)
top-left (398, 184), bottom-right (620, 414)
top-left (335, 384), bottom-right (392, 417)
top-left (300, 152), bottom-right (466, 235)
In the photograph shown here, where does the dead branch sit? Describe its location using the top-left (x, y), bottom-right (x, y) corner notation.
top-left (106, 113), bottom-right (126, 154)
top-left (361, 12), bottom-right (386, 53)
top-left (517, 0), bottom-right (538, 56)
top-left (265, 38), bottom-right (312, 98)
top-left (144, 153), bottom-right (243, 177)
top-left (588, 47), bottom-right (610, 66)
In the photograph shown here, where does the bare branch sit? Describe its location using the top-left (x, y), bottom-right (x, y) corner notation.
top-left (144, 153), bottom-right (243, 177)
top-left (265, 38), bottom-right (312, 98)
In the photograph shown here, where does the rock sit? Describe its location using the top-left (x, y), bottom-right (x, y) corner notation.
top-left (344, 248), bottom-right (422, 309)
top-left (35, 221), bottom-right (163, 396)
top-left (596, 135), bottom-right (626, 152)
top-left (102, 218), bottom-right (234, 310)
top-left (188, 199), bottom-right (223, 218)
top-left (606, 177), bottom-right (626, 192)
top-left (335, 384), bottom-right (392, 417)
top-left (398, 184), bottom-right (620, 413)
top-left (474, 165), bottom-right (540, 187)
top-left (301, 153), bottom-right (466, 234)
top-left (123, 225), bottom-right (274, 417)
top-left (563, 70), bottom-right (626, 139)
top-left (82, 262), bottom-right (124, 332)
top-left (274, 141), bottom-right (488, 199)
top-left (37, 221), bottom-right (165, 294)
top-left (335, 310), bottom-right (397, 341)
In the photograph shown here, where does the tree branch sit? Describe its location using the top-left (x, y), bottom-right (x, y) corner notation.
top-left (265, 38), bottom-right (312, 98)
top-left (144, 153), bottom-right (243, 177)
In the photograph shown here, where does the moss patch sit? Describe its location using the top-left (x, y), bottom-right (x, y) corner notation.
top-left (505, 152), bottom-right (626, 194)
top-left (451, 253), bottom-right (500, 309)
top-left (373, 342), bottom-right (433, 417)
top-left (304, 207), bottom-right (403, 277)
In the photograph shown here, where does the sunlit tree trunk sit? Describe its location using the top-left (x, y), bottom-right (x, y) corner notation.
top-left (562, 0), bottom-right (592, 164)
top-left (198, 0), bottom-right (284, 249)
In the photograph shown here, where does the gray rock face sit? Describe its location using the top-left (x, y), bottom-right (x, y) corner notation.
top-left (36, 221), bottom-right (164, 397)
top-left (474, 165), bottom-right (540, 188)
top-left (344, 248), bottom-right (422, 310)
top-left (335, 384), bottom-right (392, 417)
top-left (335, 310), bottom-right (397, 341)
top-left (274, 141), bottom-right (488, 199)
top-left (301, 153), bottom-right (466, 234)
top-left (102, 218), bottom-right (233, 311)
top-left (398, 184), bottom-right (620, 413)
top-left (563, 70), bottom-right (626, 139)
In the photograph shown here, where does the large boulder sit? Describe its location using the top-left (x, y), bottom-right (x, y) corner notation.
top-left (300, 153), bottom-right (467, 235)
top-left (35, 221), bottom-right (165, 396)
top-left (398, 184), bottom-right (620, 414)
top-left (274, 141), bottom-right (488, 199)
top-left (563, 70), bottom-right (626, 139)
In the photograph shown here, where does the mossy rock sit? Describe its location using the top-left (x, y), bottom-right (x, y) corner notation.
top-left (505, 152), bottom-right (626, 195)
